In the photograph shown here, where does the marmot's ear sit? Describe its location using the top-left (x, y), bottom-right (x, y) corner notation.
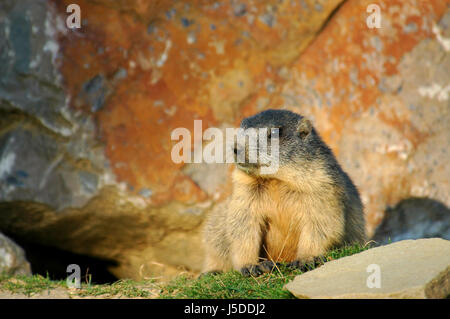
top-left (297, 118), bottom-right (312, 139)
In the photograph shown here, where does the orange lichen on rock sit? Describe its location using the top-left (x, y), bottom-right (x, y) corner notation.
top-left (1, 0), bottom-right (448, 281)
top-left (54, 0), bottom-right (344, 204)
top-left (281, 0), bottom-right (447, 146)
top-left (277, 0), bottom-right (449, 234)
top-left (52, 0), bottom-right (449, 236)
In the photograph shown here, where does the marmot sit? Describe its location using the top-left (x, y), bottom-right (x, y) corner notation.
top-left (203, 109), bottom-right (366, 276)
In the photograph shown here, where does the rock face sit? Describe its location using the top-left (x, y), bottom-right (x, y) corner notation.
top-left (0, 0), bottom-right (449, 280)
top-left (285, 238), bottom-right (450, 299)
top-left (0, 0), bottom-right (346, 280)
top-left (0, 233), bottom-right (31, 276)
top-left (277, 1), bottom-right (450, 236)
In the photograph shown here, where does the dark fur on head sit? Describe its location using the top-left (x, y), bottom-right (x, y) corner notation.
top-left (238, 109), bottom-right (337, 174)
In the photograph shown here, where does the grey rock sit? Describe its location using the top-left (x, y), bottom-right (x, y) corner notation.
top-left (0, 1), bottom-right (114, 211)
top-left (81, 74), bottom-right (109, 112)
top-left (285, 239), bottom-right (450, 299)
top-left (0, 125), bottom-right (103, 210)
top-left (0, 232), bottom-right (31, 276)
top-left (0, 0), bottom-right (71, 136)
top-left (373, 198), bottom-right (450, 245)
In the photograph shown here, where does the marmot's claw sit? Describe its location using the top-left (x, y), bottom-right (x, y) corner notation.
top-left (258, 260), bottom-right (278, 272)
top-left (240, 264), bottom-right (262, 277)
top-left (286, 256), bottom-right (327, 272)
top-left (288, 260), bottom-right (314, 272)
top-left (286, 260), bottom-right (301, 269)
top-left (240, 261), bottom-right (277, 277)
top-left (199, 270), bottom-right (222, 278)
top-left (313, 255), bottom-right (328, 264)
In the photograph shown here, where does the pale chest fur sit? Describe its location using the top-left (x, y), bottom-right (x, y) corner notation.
top-left (247, 180), bottom-right (301, 261)
top-left (247, 178), bottom-right (344, 262)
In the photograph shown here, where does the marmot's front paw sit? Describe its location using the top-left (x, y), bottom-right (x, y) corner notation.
top-left (258, 260), bottom-right (278, 272)
top-left (286, 256), bottom-right (327, 272)
top-left (240, 261), bottom-right (277, 277)
top-left (240, 264), bottom-right (264, 277)
top-left (199, 270), bottom-right (222, 278)
top-left (286, 260), bottom-right (313, 272)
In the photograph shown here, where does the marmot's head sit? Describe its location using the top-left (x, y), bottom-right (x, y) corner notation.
top-left (234, 109), bottom-right (328, 177)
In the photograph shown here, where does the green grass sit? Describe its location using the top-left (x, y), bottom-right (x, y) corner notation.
top-left (159, 264), bottom-right (299, 299)
top-left (159, 243), bottom-right (371, 299)
top-left (75, 279), bottom-right (158, 298)
top-left (0, 273), bottom-right (65, 297)
top-left (0, 273), bottom-right (157, 298)
top-left (0, 243), bottom-right (371, 299)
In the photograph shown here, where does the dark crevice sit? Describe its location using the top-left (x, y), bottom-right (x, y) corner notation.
top-left (10, 238), bottom-right (119, 284)
top-left (316, 0), bottom-right (347, 36)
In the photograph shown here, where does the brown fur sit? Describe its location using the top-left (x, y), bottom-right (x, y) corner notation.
top-left (202, 110), bottom-right (366, 275)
